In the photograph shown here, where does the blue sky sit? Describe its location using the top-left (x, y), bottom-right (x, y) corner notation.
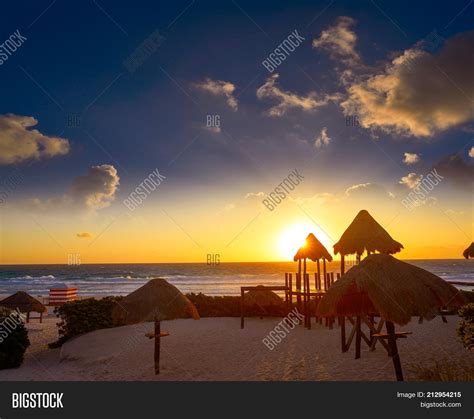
top-left (0, 0), bottom-right (473, 262)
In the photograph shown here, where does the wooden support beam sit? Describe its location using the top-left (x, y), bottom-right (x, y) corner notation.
top-left (386, 321), bottom-right (404, 381)
top-left (341, 254), bottom-right (345, 275)
top-left (340, 316), bottom-right (346, 352)
top-left (322, 258), bottom-right (326, 290)
top-left (154, 316), bottom-right (161, 375)
top-left (240, 288), bottom-right (245, 329)
top-left (306, 274), bottom-right (311, 329)
top-left (316, 259), bottom-right (321, 291)
top-left (355, 316), bottom-right (361, 359)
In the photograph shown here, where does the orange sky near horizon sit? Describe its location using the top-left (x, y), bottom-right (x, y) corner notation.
top-left (1, 192), bottom-right (471, 264)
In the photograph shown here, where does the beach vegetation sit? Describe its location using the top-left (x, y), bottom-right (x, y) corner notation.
top-left (456, 303), bottom-right (474, 351)
top-left (186, 292), bottom-right (287, 317)
top-left (0, 307), bottom-right (30, 369)
top-left (49, 296), bottom-right (123, 348)
top-left (409, 358), bottom-right (474, 381)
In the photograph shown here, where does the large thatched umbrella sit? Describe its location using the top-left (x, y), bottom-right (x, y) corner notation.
top-left (0, 291), bottom-right (47, 323)
top-left (293, 233), bottom-right (333, 328)
top-left (317, 254), bottom-right (466, 380)
top-left (334, 210), bottom-right (403, 274)
top-left (463, 242), bottom-right (474, 259)
top-left (112, 278), bottom-right (200, 325)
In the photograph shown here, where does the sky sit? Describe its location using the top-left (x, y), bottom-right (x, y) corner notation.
top-left (0, 0), bottom-right (473, 264)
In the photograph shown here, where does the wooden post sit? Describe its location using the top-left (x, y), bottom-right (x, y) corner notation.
top-left (316, 259), bottom-right (321, 291)
top-left (303, 258), bottom-right (308, 328)
top-left (322, 258), bottom-right (326, 290)
top-left (154, 316), bottom-right (161, 375)
top-left (289, 274), bottom-right (293, 313)
top-left (26, 312), bottom-right (30, 323)
top-left (386, 321), bottom-right (404, 381)
top-left (355, 316), bottom-right (361, 359)
top-left (40, 312), bottom-right (43, 323)
top-left (341, 254), bottom-right (345, 275)
top-left (296, 261), bottom-right (302, 316)
top-left (240, 288), bottom-right (245, 329)
top-left (306, 273), bottom-right (311, 330)
top-left (340, 316), bottom-right (346, 352)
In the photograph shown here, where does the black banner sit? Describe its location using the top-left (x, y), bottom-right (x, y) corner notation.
top-left (0, 382), bottom-right (471, 419)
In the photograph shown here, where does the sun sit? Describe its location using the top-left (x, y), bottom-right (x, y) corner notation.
top-left (277, 224), bottom-right (312, 261)
top-left (277, 223), bottom-right (334, 261)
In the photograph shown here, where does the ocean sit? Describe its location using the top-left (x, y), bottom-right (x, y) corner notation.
top-left (0, 260), bottom-right (472, 298)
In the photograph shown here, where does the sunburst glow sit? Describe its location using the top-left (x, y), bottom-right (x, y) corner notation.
top-left (277, 223), bottom-right (335, 261)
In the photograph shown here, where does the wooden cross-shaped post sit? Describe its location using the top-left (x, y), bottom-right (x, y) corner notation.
top-left (145, 316), bottom-right (170, 375)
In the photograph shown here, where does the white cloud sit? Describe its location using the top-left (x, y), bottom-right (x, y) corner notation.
top-left (341, 31), bottom-right (474, 137)
top-left (445, 209), bottom-right (464, 216)
top-left (314, 127), bottom-right (331, 148)
top-left (0, 114), bottom-right (70, 165)
top-left (194, 78), bottom-right (238, 111)
top-left (345, 182), bottom-right (393, 198)
top-left (312, 16), bottom-right (360, 65)
top-left (245, 192), bottom-right (265, 199)
top-left (203, 125), bottom-right (221, 134)
top-left (290, 193), bottom-right (338, 206)
top-left (469, 146), bottom-right (474, 158)
top-left (403, 152), bottom-right (420, 165)
top-left (256, 74), bottom-right (336, 117)
top-left (76, 232), bottom-right (93, 239)
top-left (399, 173), bottom-right (423, 189)
top-left (224, 203), bottom-right (235, 211)
top-left (24, 164), bottom-right (120, 212)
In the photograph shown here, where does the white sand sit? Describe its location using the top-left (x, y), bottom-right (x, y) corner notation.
top-left (0, 315), bottom-right (471, 381)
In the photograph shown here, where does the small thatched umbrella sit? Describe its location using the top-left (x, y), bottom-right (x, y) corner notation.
top-left (317, 254), bottom-right (466, 380)
top-left (463, 242), bottom-right (474, 259)
top-left (0, 291), bottom-right (47, 323)
top-left (244, 285), bottom-right (283, 306)
top-left (334, 210), bottom-right (403, 274)
top-left (293, 233), bottom-right (333, 328)
top-left (112, 278), bottom-right (200, 325)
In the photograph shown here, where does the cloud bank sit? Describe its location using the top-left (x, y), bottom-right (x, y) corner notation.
top-left (0, 114), bottom-right (70, 165)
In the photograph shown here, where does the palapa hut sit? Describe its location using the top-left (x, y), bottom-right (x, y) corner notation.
top-left (317, 254), bottom-right (466, 381)
top-left (244, 285), bottom-right (283, 306)
top-left (112, 278), bottom-right (200, 325)
top-left (333, 209), bottom-right (403, 274)
top-left (0, 291), bottom-right (47, 323)
top-left (293, 233), bottom-right (333, 328)
top-left (463, 242), bottom-right (474, 259)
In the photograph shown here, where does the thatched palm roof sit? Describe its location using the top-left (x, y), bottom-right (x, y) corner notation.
top-left (317, 254), bottom-right (466, 325)
top-left (244, 286), bottom-right (283, 306)
top-left (333, 210), bottom-right (403, 256)
top-left (463, 242), bottom-right (474, 259)
top-left (112, 278), bottom-right (200, 325)
top-left (294, 233), bottom-right (333, 262)
top-left (0, 291), bottom-right (46, 313)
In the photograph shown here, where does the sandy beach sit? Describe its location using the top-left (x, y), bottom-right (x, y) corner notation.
top-left (0, 312), bottom-right (470, 381)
